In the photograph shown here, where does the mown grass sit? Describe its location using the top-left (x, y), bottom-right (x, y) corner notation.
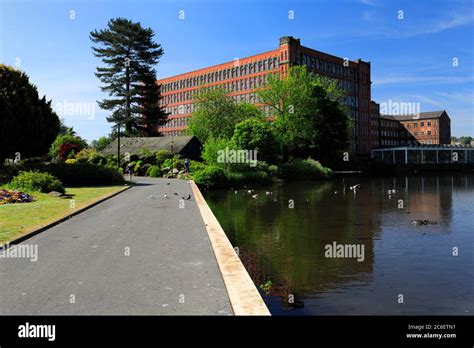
top-left (0, 186), bottom-right (128, 245)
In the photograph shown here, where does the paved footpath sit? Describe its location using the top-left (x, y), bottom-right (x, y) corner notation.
top-left (0, 178), bottom-right (232, 315)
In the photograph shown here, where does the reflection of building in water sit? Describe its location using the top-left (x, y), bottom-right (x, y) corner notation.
top-left (379, 176), bottom-right (460, 230)
top-left (224, 181), bottom-right (382, 311)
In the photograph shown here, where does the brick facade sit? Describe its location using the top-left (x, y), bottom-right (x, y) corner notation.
top-left (378, 111), bottom-right (451, 147)
top-left (156, 36), bottom-right (372, 154)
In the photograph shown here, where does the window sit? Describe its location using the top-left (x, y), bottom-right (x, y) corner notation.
top-left (421, 131), bottom-right (424, 136)
top-left (420, 122), bottom-right (424, 126)
top-left (407, 123), bottom-right (410, 128)
top-left (434, 121), bottom-right (437, 126)
top-left (434, 130), bottom-right (437, 135)
top-left (427, 121), bottom-right (431, 126)
top-left (427, 131), bottom-right (431, 135)
top-left (420, 140), bottom-right (425, 144)
top-left (427, 140), bottom-right (432, 144)
top-left (414, 123), bottom-right (418, 127)
top-left (414, 132), bottom-right (418, 136)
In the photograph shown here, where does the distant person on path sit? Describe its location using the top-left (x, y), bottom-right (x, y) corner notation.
top-left (184, 158), bottom-right (190, 174)
top-left (127, 163), bottom-right (134, 181)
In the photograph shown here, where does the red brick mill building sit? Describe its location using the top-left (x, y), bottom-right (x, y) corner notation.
top-left (157, 36), bottom-right (373, 154)
top-left (155, 36), bottom-right (452, 155)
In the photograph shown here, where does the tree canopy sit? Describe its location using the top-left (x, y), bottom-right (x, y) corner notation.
top-left (90, 17), bottom-right (167, 136)
top-left (258, 66), bottom-right (350, 164)
top-left (0, 64), bottom-right (60, 164)
top-left (187, 87), bottom-right (263, 143)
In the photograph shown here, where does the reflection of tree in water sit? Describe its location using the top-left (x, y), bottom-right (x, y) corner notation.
top-left (206, 180), bottom-right (378, 311)
top-left (238, 246), bottom-right (304, 310)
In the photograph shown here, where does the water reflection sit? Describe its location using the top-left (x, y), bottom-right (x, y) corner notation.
top-left (205, 174), bottom-right (474, 315)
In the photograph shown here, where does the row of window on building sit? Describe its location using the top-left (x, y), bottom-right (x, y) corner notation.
top-left (161, 74), bottom-right (272, 105)
top-left (301, 53), bottom-right (358, 79)
top-left (160, 116), bottom-right (189, 129)
top-left (160, 56), bottom-right (279, 93)
top-left (163, 91), bottom-right (270, 117)
top-left (381, 139), bottom-right (440, 146)
top-left (405, 121), bottom-right (438, 128)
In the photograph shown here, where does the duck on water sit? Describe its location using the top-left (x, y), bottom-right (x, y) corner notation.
top-left (411, 219), bottom-right (438, 225)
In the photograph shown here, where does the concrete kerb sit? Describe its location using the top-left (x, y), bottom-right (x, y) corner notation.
top-left (189, 180), bottom-right (271, 316)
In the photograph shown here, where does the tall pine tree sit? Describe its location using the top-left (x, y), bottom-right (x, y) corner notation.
top-left (90, 18), bottom-right (167, 139)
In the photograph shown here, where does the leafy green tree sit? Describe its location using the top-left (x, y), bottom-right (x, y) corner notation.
top-left (232, 118), bottom-right (279, 164)
top-left (90, 18), bottom-right (167, 137)
top-left (91, 136), bottom-right (111, 152)
top-left (258, 66), bottom-right (350, 164)
top-left (0, 65), bottom-right (60, 164)
top-left (188, 87), bottom-right (263, 143)
top-left (459, 136), bottom-right (473, 145)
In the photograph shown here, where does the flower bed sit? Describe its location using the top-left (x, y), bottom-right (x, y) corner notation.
top-left (0, 189), bottom-right (36, 205)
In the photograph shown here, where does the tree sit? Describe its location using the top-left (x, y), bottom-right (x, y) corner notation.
top-left (58, 118), bottom-right (77, 136)
top-left (91, 136), bottom-right (111, 152)
top-left (188, 87), bottom-right (263, 143)
top-left (90, 17), bottom-right (168, 139)
top-left (258, 66), bottom-right (350, 164)
top-left (459, 136), bottom-right (473, 145)
top-left (232, 118), bottom-right (279, 163)
top-left (0, 65), bottom-right (60, 164)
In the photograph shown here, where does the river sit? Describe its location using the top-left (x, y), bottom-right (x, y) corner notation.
top-left (205, 174), bottom-right (474, 315)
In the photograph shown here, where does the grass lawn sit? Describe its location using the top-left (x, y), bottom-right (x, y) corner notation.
top-left (0, 185), bottom-right (128, 245)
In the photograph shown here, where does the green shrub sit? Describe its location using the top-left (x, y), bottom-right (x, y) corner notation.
top-left (49, 134), bottom-right (88, 161)
top-left (134, 160), bottom-right (143, 173)
top-left (192, 166), bottom-right (227, 188)
top-left (225, 170), bottom-right (272, 187)
top-left (154, 150), bottom-right (174, 166)
top-left (268, 165), bottom-right (279, 177)
top-left (139, 163), bottom-right (151, 176)
top-left (87, 152), bottom-right (106, 165)
top-left (65, 159), bottom-right (76, 164)
top-left (147, 165), bottom-right (160, 177)
top-left (201, 138), bottom-right (238, 166)
top-left (279, 158), bottom-right (332, 180)
top-left (189, 160), bottom-right (207, 173)
top-left (9, 171), bottom-right (65, 193)
top-left (49, 163), bottom-right (124, 186)
top-left (161, 156), bottom-right (184, 170)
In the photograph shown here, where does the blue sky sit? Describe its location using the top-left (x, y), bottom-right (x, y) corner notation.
top-left (1, 0), bottom-right (473, 141)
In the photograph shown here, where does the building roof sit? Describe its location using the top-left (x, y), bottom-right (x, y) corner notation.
top-left (380, 110), bottom-right (448, 121)
top-left (101, 136), bottom-right (198, 157)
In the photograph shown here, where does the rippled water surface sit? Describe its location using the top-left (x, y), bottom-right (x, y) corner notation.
top-left (205, 174), bottom-right (474, 315)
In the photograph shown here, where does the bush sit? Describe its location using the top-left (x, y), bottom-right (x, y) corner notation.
top-left (65, 159), bottom-right (77, 164)
top-left (154, 150), bottom-right (174, 166)
top-left (192, 166), bottom-right (227, 188)
top-left (139, 163), bottom-right (151, 176)
top-left (87, 151), bottom-right (106, 165)
top-left (189, 160), bottom-right (207, 173)
top-left (134, 160), bottom-right (143, 173)
top-left (279, 158), bottom-right (332, 180)
top-left (201, 137), bottom-right (241, 168)
top-left (147, 165), bottom-right (160, 177)
top-left (49, 134), bottom-right (88, 161)
top-left (225, 170), bottom-right (272, 187)
top-left (161, 156), bottom-right (184, 170)
top-left (8, 171), bottom-right (65, 193)
top-left (139, 147), bottom-right (155, 164)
